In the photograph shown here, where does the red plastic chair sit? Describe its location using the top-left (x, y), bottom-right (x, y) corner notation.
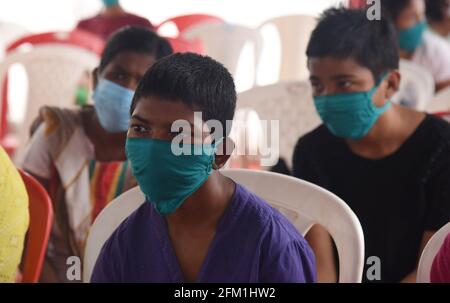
top-left (157, 14), bottom-right (224, 34)
top-left (166, 36), bottom-right (205, 54)
top-left (18, 169), bottom-right (53, 283)
top-left (0, 30), bottom-right (104, 143)
top-left (434, 111), bottom-right (450, 122)
top-left (348, 0), bottom-right (367, 9)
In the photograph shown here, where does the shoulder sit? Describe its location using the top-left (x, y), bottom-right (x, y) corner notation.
top-left (123, 13), bottom-right (153, 27)
top-left (421, 115), bottom-right (450, 151)
top-left (293, 124), bottom-right (335, 157)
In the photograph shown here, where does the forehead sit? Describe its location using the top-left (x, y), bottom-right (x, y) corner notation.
top-left (101, 51), bottom-right (156, 74)
top-left (132, 96), bottom-right (197, 123)
top-left (308, 57), bottom-right (374, 79)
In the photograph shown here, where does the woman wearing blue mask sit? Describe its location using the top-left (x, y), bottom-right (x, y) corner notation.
top-left (382, 0), bottom-right (450, 92)
top-left (293, 8), bottom-right (450, 283)
top-left (91, 53), bottom-right (316, 283)
top-left (19, 27), bottom-right (173, 282)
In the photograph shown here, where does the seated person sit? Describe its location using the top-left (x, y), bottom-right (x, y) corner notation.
top-left (91, 53), bottom-right (316, 283)
top-left (19, 27), bottom-right (173, 282)
top-left (425, 0), bottom-right (450, 43)
top-left (76, 0), bottom-right (154, 40)
top-left (0, 146), bottom-right (29, 282)
top-left (293, 8), bottom-right (450, 282)
top-left (431, 233), bottom-right (450, 282)
top-left (381, 0), bottom-right (450, 91)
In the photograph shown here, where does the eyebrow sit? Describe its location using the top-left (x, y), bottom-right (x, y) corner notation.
top-left (310, 74), bottom-right (357, 81)
top-left (130, 114), bottom-right (150, 124)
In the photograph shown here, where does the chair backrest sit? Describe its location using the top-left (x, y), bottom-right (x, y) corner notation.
top-left (83, 169), bottom-right (364, 283)
top-left (18, 169), bottom-right (53, 283)
top-left (417, 222), bottom-right (450, 283)
top-left (0, 45), bottom-right (99, 153)
top-left (6, 30), bottom-right (105, 55)
top-left (157, 14), bottom-right (224, 35)
top-left (393, 59), bottom-right (435, 111)
top-left (236, 81), bottom-right (321, 168)
top-left (257, 15), bottom-right (317, 83)
top-left (182, 22), bottom-right (263, 86)
top-left (427, 87), bottom-right (450, 113)
top-left (0, 22), bottom-right (28, 56)
top-left (165, 36), bottom-right (204, 54)
top-left (433, 111), bottom-right (450, 122)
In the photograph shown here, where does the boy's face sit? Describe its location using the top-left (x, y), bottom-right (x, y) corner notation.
top-left (128, 96), bottom-right (208, 144)
top-left (395, 0), bottom-right (425, 29)
top-left (308, 57), bottom-right (398, 107)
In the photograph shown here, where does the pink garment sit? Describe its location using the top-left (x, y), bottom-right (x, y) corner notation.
top-left (431, 233), bottom-right (450, 283)
top-left (76, 13), bottom-right (154, 40)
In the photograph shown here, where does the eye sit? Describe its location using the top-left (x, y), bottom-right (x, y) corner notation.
top-left (131, 125), bottom-right (150, 134)
top-left (337, 80), bottom-right (352, 90)
top-left (113, 72), bottom-right (126, 81)
top-left (310, 81), bottom-right (323, 95)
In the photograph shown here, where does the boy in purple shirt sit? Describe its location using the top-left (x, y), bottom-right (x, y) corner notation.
top-left (91, 53), bottom-right (316, 283)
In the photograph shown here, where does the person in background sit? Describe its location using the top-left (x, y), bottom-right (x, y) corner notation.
top-left (431, 233), bottom-right (450, 282)
top-left (425, 0), bottom-right (450, 43)
top-left (91, 53), bottom-right (316, 283)
top-left (381, 0), bottom-right (450, 92)
top-left (19, 27), bottom-right (173, 282)
top-left (0, 146), bottom-right (29, 283)
top-left (293, 7), bottom-right (450, 282)
top-left (76, 0), bottom-right (154, 40)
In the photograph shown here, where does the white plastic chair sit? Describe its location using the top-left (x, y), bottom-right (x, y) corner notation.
top-left (236, 81), bottom-right (321, 168)
top-left (427, 87), bottom-right (450, 113)
top-left (417, 221), bottom-right (450, 283)
top-left (83, 169), bottom-right (365, 283)
top-left (182, 22), bottom-right (263, 91)
top-left (0, 45), bottom-right (99, 153)
top-left (393, 59), bottom-right (434, 111)
top-left (0, 22), bottom-right (28, 58)
top-left (257, 15), bottom-right (317, 84)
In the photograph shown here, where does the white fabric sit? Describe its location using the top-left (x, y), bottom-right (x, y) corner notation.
top-left (412, 30), bottom-right (450, 84)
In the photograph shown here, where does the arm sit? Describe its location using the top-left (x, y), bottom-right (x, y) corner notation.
top-left (305, 225), bottom-right (338, 283)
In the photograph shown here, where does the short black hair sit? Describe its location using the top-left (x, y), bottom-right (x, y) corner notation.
top-left (380, 0), bottom-right (412, 21)
top-left (306, 7), bottom-right (399, 82)
top-left (99, 26), bottom-right (173, 71)
top-left (131, 53), bottom-right (237, 135)
top-left (426, 0), bottom-right (449, 23)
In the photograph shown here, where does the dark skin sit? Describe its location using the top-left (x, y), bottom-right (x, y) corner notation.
top-left (28, 51), bottom-right (156, 189)
top-left (394, 0), bottom-right (450, 91)
top-left (308, 56), bottom-right (433, 283)
top-left (128, 96), bottom-right (236, 282)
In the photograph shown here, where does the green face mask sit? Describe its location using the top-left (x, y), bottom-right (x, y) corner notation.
top-left (313, 75), bottom-right (391, 140)
top-left (397, 21), bottom-right (427, 53)
top-left (125, 137), bottom-right (216, 215)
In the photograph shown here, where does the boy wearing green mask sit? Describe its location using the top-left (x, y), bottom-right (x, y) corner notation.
top-left (381, 0), bottom-right (450, 92)
top-left (293, 8), bottom-right (450, 283)
top-left (91, 53), bottom-right (316, 283)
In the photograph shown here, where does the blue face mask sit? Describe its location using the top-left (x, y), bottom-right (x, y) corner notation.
top-left (125, 138), bottom-right (217, 216)
top-left (398, 21), bottom-right (427, 53)
top-left (313, 76), bottom-right (391, 140)
top-left (92, 78), bottom-right (134, 133)
top-left (102, 0), bottom-right (119, 7)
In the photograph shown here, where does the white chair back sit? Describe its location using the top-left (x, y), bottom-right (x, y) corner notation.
top-left (417, 221), bottom-right (450, 282)
top-left (182, 22), bottom-right (263, 91)
top-left (83, 169), bottom-right (365, 283)
top-left (0, 45), bottom-right (99, 153)
top-left (236, 81), bottom-right (321, 168)
top-left (393, 59), bottom-right (434, 111)
top-left (0, 22), bottom-right (28, 57)
top-left (257, 15), bottom-right (317, 84)
top-left (427, 87), bottom-right (450, 113)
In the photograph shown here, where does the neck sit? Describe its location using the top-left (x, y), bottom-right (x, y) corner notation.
top-left (102, 5), bottom-right (125, 16)
top-left (399, 48), bottom-right (414, 60)
top-left (166, 171), bottom-right (235, 227)
top-left (429, 21), bottom-right (450, 37)
top-left (345, 104), bottom-right (409, 159)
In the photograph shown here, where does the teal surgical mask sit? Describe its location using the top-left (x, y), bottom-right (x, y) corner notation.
top-left (92, 78), bottom-right (134, 133)
top-left (125, 137), bottom-right (217, 215)
top-left (102, 0), bottom-right (119, 7)
top-left (398, 21), bottom-right (427, 53)
top-left (313, 76), bottom-right (391, 140)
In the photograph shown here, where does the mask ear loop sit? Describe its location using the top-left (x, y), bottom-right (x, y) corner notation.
top-left (212, 137), bottom-right (225, 170)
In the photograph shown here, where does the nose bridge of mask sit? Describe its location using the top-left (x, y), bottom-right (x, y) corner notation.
top-left (398, 21), bottom-right (427, 52)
